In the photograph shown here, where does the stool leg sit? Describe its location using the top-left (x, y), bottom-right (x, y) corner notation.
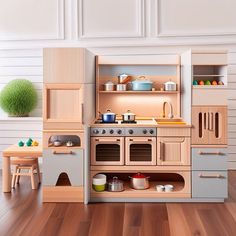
top-left (30, 166), bottom-right (36, 190)
top-left (16, 167), bottom-right (21, 184)
top-left (36, 161), bottom-right (41, 183)
top-left (11, 166), bottom-right (17, 188)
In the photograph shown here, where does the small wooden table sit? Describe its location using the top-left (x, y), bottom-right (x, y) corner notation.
top-left (2, 145), bottom-right (42, 192)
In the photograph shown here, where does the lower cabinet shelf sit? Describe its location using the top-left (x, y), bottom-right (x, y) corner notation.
top-left (90, 170), bottom-right (191, 199)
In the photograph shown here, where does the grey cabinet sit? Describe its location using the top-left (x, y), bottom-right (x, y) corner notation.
top-left (192, 171), bottom-right (227, 198)
top-left (43, 149), bottom-right (83, 186)
top-left (192, 147), bottom-right (228, 199)
top-left (192, 148), bottom-right (227, 171)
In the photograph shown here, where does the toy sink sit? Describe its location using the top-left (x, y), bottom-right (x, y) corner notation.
top-left (155, 118), bottom-right (186, 125)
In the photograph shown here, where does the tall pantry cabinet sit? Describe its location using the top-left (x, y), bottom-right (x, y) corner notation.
top-left (42, 48), bottom-right (95, 202)
top-left (181, 50), bottom-right (228, 200)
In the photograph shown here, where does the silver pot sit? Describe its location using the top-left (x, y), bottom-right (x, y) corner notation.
top-left (118, 74), bottom-right (131, 84)
top-left (122, 110), bottom-right (136, 122)
top-left (164, 80), bottom-right (177, 91)
top-left (116, 84), bottom-right (127, 91)
top-left (104, 81), bottom-right (115, 91)
top-left (107, 177), bottom-right (124, 192)
top-left (129, 172), bottom-right (150, 190)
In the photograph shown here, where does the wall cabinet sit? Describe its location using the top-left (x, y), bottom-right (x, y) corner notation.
top-left (192, 106), bottom-right (227, 145)
top-left (157, 137), bottom-right (190, 166)
top-left (44, 48), bottom-right (95, 84)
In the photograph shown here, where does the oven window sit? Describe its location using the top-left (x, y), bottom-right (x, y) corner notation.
top-left (130, 144), bottom-right (152, 161)
top-left (96, 144), bottom-right (120, 162)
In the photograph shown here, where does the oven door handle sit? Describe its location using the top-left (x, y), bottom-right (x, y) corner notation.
top-left (94, 138), bottom-right (121, 142)
top-left (128, 139), bottom-right (153, 143)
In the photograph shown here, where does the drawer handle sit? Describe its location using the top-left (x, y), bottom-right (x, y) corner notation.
top-left (199, 173), bottom-right (224, 179)
top-left (198, 151), bottom-right (222, 155)
top-left (53, 150), bottom-right (73, 155)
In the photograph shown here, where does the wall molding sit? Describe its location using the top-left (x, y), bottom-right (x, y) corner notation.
top-left (0, 0), bottom-right (65, 41)
top-left (77, 0), bottom-right (145, 39)
top-left (155, 0), bottom-right (236, 38)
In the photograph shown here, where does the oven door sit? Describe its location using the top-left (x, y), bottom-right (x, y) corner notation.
top-left (91, 137), bottom-right (124, 165)
top-left (125, 137), bottom-right (156, 165)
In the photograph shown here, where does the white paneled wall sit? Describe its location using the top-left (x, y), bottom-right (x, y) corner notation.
top-left (228, 52), bottom-right (236, 169)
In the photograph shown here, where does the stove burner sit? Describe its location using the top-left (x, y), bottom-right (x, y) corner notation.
top-left (121, 120), bottom-right (137, 124)
top-left (95, 120), bottom-right (118, 124)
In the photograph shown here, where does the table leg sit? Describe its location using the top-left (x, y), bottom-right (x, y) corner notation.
top-left (3, 156), bottom-right (11, 192)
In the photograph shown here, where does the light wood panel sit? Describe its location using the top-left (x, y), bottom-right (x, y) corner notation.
top-left (43, 84), bottom-right (84, 125)
top-left (42, 186), bottom-right (83, 202)
top-left (157, 127), bottom-right (191, 137)
top-left (192, 106), bottom-right (227, 145)
top-left (44, 48), bottom-right (95, 84)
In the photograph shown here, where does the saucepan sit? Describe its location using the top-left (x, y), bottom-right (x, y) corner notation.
top-left (100, 109), bottom-right (116, 123)
top-left (129, 172), bottom-right (150, 190)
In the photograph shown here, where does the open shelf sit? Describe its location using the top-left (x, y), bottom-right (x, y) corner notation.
top-left (192, 85), bottom-right (227, 89)
top-left (91, 181), bottom-right (190, 198)
top-left (90, 171), bottom-right (191, 199)
top-left (99, 90), bottom-right (179, 94)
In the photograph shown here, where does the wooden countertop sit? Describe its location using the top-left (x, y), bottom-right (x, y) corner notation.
top-left (2, 145), bottom-right (42, 158)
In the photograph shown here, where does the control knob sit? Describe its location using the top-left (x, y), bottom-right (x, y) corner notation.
top-left (110, 129), bottom-right (114, 134)
top-left (93, 129), bottom-right (99, 134)
top-left (128, 129), bottom-right (134, 134)
top-left (149, 129), bottom-right (154, 134)
top-left (143, 129), bottom-right (147, 134)
top-left (102, 129), bottom-right (106, 134)
top-left (117, 129), bottom-right (122, 134)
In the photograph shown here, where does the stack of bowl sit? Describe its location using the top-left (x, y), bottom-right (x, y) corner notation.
top-left (92, 174), bottom-right (107, 192)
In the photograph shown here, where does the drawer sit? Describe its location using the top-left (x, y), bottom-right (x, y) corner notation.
top-left (43, 149), bottom-right (83, 186)
top-left (157, 127), bottom-right (191, 137)
top-left (192, 171), bottom-right (227, 198)
top-left (192, 53), bottom-right (227, 65)
top-left (192, 148), bottom-right (227, 171)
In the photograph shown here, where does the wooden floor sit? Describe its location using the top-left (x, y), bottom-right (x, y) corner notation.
top-left (1, 172), bottom-right (236, 236)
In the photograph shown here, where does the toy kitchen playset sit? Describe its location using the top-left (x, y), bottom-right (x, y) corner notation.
top-left (42, 48), bottom-right (228, 203)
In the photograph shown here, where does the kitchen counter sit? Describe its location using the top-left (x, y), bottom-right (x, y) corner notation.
top-left (90, 118), bottom-right (192, 128)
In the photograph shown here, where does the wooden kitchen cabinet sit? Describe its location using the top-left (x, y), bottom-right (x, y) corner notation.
top-left (44, 48), bottom-right (95, 84)
top-left (157, 137), bottom-right (190, 166)
top-left (43, 84), bottom-right (84, 129)
top-left (192, 106), bottom-right (227, 145)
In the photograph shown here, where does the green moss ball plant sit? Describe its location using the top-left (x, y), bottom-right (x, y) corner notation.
top-left (0, 79), bottom-right (38, 117)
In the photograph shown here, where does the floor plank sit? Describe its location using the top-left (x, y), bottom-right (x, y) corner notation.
top-left (0, 172), bottom-right (236, 236)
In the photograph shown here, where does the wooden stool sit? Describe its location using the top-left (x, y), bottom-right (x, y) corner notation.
top-left (11, 157), bottom-right (41, 190)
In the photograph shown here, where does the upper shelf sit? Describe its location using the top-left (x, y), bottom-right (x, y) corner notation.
top-left (192, 85), bottom-right (227, 89)
top-left (99, 90), bottom-right (179, 94)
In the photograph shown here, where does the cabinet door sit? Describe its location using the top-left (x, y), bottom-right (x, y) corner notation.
top-left (157, 137), bottom-right (190, 166)
top-left (43, 84), bottom-right (84, 129)
top-left (44, 48), bottom-right (85, 84)
top-left (192, 106), bottom-right (227, 145)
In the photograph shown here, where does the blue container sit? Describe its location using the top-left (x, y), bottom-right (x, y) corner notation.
top-left (132, 79), bottom-right (153, 91)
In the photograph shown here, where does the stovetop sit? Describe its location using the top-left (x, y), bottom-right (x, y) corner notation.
top-left (91, 119), bottom-right (157, 136)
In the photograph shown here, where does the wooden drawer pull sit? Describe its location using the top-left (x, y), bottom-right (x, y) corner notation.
top-left (198, 151), bottom-right (222, 155)
top-left (199, 173), bottom-right (224, 179)
top-left (53, 150), bottom-right (73, 155)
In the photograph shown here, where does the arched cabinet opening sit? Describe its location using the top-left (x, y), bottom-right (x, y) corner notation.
top-left (56, 172), bottom-right (72, 186)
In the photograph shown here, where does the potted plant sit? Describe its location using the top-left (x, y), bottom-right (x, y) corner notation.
top-left (0, 79), bottom-right (38, 117)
